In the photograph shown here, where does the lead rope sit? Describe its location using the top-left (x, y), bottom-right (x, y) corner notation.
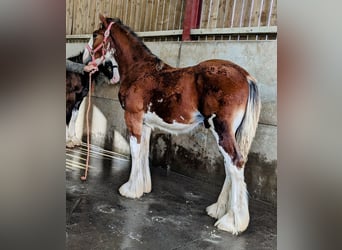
top-left (80, 21), bottom-right (115, 181)
top-left (80, 71), bottom-right (94, 181)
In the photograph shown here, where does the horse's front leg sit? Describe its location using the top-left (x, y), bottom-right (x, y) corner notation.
top-left (119, 112), bottom-right (152, 199)
top-left (66, 109), bottom-right (82, 148)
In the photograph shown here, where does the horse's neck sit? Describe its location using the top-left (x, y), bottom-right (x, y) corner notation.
top-left (111, 26), bottom-right (155, 76)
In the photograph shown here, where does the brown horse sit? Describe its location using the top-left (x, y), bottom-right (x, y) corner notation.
top-left (92, 14), bottom-right (261, 235)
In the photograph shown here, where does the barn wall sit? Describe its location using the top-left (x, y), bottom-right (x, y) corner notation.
top-left (66, 40), bottom-right (277, 204)
top-left (66, 0), bottom-right (277, 35)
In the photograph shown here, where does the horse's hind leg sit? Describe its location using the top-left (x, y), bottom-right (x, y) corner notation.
top-left (206, 172), bottom-right (231, 220)
top-left (207, 114), bottom-right (249, 235)
top-left (206, 115), bottom-right (232, 220)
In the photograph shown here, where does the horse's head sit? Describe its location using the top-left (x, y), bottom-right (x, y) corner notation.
top-left (83, 31), bottom-right (120, 84)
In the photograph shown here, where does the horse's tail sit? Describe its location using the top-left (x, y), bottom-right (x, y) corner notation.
top-left (236, 76), bottom-right (261, 165)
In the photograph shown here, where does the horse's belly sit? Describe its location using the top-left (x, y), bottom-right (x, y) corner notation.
top-left (143, 111), bottom-right (203, 135)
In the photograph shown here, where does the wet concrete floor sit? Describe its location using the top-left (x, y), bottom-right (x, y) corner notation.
top-left (66, 144), bottom-right (276, 249)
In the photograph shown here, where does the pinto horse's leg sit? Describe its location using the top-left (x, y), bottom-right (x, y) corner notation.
top-left (119, 112), bottom-right (152, 198)
top-left (66, 109), bottom-right (81, 148)
top-left (207, 113), bottom-right (249, 235)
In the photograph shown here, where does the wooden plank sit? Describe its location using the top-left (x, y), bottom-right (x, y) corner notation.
top-left (174, 0), bottom-right (184, 30)
top-left (111, 0), bottom-right (117, 18)
top-left (80, 0), bottom-right (88, 33)
top-left (148, 0), bottom-right (156, 31)
top-left (250, 0), bottom-right (262, 26)
top-left (93, 0), bottom-right (103, 31)
top-left (260, 0), bottom-right (270, 26)
top-left (242, 0), bottom-right (253, 27)
top-left (223, 0), bottom-right (234, 28)
top-left (73, 0), bottom-right (83, 34)
top-left (121, 0), bottom-right (129, 24)
top-left (216, 0), bottom-right (227, 28)
top-left (151, 0), bottom-right (159, 31)
top-left (102, 0), bottom-right (112, 18)
top-left (114, 0), bottom-right (124, 20)
top-left (162, 0), bottom-right (171, 30)
top-left (66, 0), bottom-right (73, 35)
top-left (248, 0), bottom-right (262, 40)
top-left (134, 0), bottom-right (142, 31)
top-left (143, 0), bottom-right (152, 31)
top-left (270, 0), bottom-right (277, 26)
top-left (169, 0), bottom-right (176, 30)
top-left (199, 0), bottom-right (210, 28)
top-left (155, 0), bottom-right (164, 31)
top-left (138, 0), bottom-right (147, 31)
top-left (208, 0), bottom-right (220, 28)
top-left (127, 0), bottom-right (133, 27)
top-left (89, 0), bottom-right (97, 31)
top-left (232, 0), bottom-right (243, 27)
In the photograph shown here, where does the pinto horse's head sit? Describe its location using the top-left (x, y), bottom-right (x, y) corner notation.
top-left (83, 29), bottom-right (120, 84)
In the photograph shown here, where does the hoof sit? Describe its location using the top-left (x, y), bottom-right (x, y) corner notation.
top-left (118, 181), bottom-right (144, 199)
top-left (206, 202), bottom-right (227, 219)
top-left (214, 210), bottom-right (249, 235)
top-left (66, 140), bottom-right (75, 148)
top-left (71, 137), bottom-right (82, 146)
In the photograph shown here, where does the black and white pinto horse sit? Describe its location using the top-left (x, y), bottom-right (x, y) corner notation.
top-left (66, 38), bottom-right (120, 148)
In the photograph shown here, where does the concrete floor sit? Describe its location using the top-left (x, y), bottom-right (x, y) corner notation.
top-left (66, 144), bottom-right (276, 250)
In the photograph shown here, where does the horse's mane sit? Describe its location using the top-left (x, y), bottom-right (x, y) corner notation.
top-left (104, 17), bottom-right (162, 65)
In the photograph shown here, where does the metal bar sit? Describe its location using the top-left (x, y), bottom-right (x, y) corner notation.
top-left (190, 26), bottom-right (277, 35)
top-left (182, 0), bottom-right (195, 40)
top-left (66, 26), bottom-right (277, 41)
top-left (137, 30), bottom-right (184, 37)
top-left (66, 34), bottom-right (92, 39)
top-left (192, 0), bottom-right (202, 28)
top-left (182, 0), bottom-right (202, 40)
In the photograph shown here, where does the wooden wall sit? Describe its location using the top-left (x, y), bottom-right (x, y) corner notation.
top-left (66, 0), bottom-right (277, 39)
top-left (66, 0), bottom-right (186, 35)
top-left (199, 0), bottom-right (277, 29)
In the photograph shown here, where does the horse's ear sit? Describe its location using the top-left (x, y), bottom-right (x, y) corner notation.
top-left (99, 13), bottom-right (108, 27)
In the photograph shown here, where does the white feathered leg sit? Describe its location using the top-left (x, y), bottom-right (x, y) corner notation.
top-left (141, 125), bottom-right (152, 193)
top-left (207, 114), bottom-right (249, 235)
top-left (206, 174), bottom-right (231, 219)
top-left (119, 136), bottom-right (144, 198)
top-left (119, 125), bottom-right (152, 198)
top-left (214, 155), bottom-right (249, 235)
top-left (206, 116), bottom-right (232, 219)
top-left (66, 109), bottom-right (82, 148)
